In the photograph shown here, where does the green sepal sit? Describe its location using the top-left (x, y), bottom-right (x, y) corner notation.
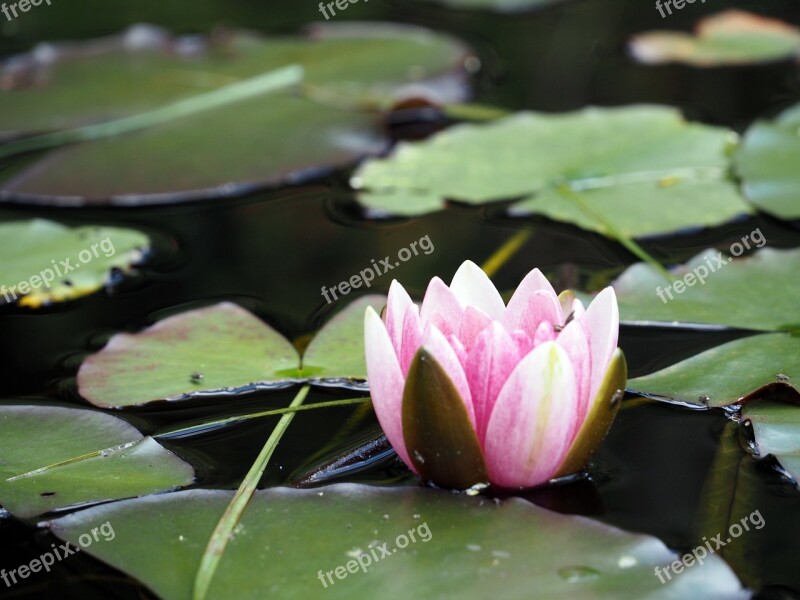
top-left (402, 348), bottom-right (488, 489)
top-left (555, 349), bottom-right (627, 478)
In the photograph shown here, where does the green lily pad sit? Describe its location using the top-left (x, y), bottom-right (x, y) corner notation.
top-left (629, 334), bottom-right (800, 407)
top-left (629, 10), bottom-right (800, 67)
top-left (613, 247), bottom-right (798, 332)
top-left (353, 106), bottom-right (752, 239)
top-left (77, 296), bottom-right (386, 408)
top-left (0, 219), bottom-right (148, 308)
top-left (0, 405), bottom-right (194, 518)
top-left (0, 24), bottom-right (469, 205)
top-left (743, 400), bottom-right (800, 486)
top-left (49, 485), bottom-right (745, 599)
top-left (735, 102), bottom-right (800, 220)
top-left (409, 0), bottom-right (570, 12)
top-left (301, 296), bottom-right (387, 380)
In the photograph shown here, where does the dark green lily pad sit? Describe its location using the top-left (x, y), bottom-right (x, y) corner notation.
top-left (77, 296), bottom-right (385, 408)
top-left (0, 219), bottom-right (149, 307)
top-left (630, 10), bottom-right (800, 66)
top-left (743, 400), bottom-right (800, 486)
top-left (49, 485), bottom-right (745, 599)
top-left (353, 106), bottom-right (751, 239)
top-left (736, 102), bottom-right (800, 220)
top-left (0, 24), bottom-right (470, 205)
top-left (613, 247), bottom-right (798, 332)
top-left (0, 405), bottom-right (194, 518)
top-left (629, 334), bottom-right (800, 407)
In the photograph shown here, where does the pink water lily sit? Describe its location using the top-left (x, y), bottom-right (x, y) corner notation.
top-left (364, 260), bottom-right (626, 490)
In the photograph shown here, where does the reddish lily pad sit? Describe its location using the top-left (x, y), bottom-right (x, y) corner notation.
top-left (630, 11), bottom-right (800, 67)
top-left (77, 296), bottom-right (385, 408)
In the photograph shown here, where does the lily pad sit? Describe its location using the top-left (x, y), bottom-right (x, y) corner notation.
top-left (409, 0), bottom-right (570, 13)
top-left (0, 219), bottom-right (148, 308)
top-left (353, 105), bottom-right (752, 239)
top-left (629, 11), bottom-right (800, 66)
top-left (743, 400), bottom-right (800, 486)
top-left (735, 102), bottom-right (800, 220)
top-left (49, 484), bottom-right (746, 599)
top-left (77, 296), bottom-right (386, 408)
top-left (0, 405), bottom-right (194, 518)
top-left (629, 334), bottom-right (800, 407)
top-left (0, 23), bottom-right (470, 205)
top-left (613, 247), bottom-right (799, 332)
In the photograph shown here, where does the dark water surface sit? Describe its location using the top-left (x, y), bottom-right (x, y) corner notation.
top-left (1, 0), bottom-right (800, 597)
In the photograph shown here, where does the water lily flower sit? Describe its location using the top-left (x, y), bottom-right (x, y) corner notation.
top-left (364, 260), bottom-right (626, 490)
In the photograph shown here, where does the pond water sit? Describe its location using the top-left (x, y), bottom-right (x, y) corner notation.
top-left (1, 0), bottom-right (800, 598)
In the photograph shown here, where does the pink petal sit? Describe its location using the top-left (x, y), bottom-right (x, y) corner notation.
top-left (483, 342), bottom-right (579, 488)
top-left (512, 330), bottom-right (533, 356)
top-left (518, 291), bottom-right (561, 339)
top-left (533, 321), bottom-right (556, 346)
top-left (504, 268), bottom-right (557, 331)
top-left (458, 306), bottom-right (493, 352)
top-left (421, 323), bottom-right (476, 428)
top-left (364, 307), bottom-right (413, 469)
top-left (555, 320), bottom-right (591, 441)
top-left (580, 287), bottom-right (620, 401)
top-left (449, 260), bottom-right (505, 320)
top-left (385, 281), bottom-right (413, 355)
top-left (448, 335), bottom-right (469, 370)
top-left (466, 322), bottom-right (521, 445)
top-left (398, 303), bottom-right (422, 376)
top-left (420, 277), bottom-right (463, 337)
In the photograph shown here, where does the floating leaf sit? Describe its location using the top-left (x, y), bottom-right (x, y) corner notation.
top-left (743, 400), bottom-right (800, 487)
top-left (0, 405), bottom-right (194, 518)
top-left (301, 296), bottom-right (386, 380)
top-left (50, 484), bottom-right (745, 599)
top-left (77, 296), bottom-right (386, 408)
top-left (0, 24), bottom-right (470, 205)
top-left (736, 102), bottom-right (800, 220)
top-left (630, 11), bottom-right (800, 67)
top-left (0, 219), bottom-right (148, 307)
top-left (353, 106), bottom-right (751, 239)
top-left (613, 247), bottom-right (798, 332)
top-left (629, 334), bottom-right (800, 407)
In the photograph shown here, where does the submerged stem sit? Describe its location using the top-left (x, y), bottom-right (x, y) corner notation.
top-left (481, 230), bottom-right (533, 278)
top-left (555, 184), bottom-right (674, 282)
top-left (192, 384), bottom-right (310, 600)
top-left (155, 396), bottom-right (371, 440)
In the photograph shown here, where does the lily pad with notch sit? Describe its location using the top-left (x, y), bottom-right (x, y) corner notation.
top-left (352, 105), bottom-right (752, 239)
top-left (77, 296), bottom-right (386, 408)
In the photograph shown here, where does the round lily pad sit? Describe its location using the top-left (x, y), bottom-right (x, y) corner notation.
top-left (49, 484), bottom-right (746, 599)
top-left (736, 102), bottom-right (800, 220)
top-left (77, 296), bottom-right (386, 408)
top-left (0, 23), bottom-right (470, 205)
top-left (352, 105), bottom-right (751, 239)
top-left (629, 10), bottom-right (800, 67)
top-left (0, 219), bottom-right (148, 308)
top-left (0, 405), bottom-right (194, 518)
